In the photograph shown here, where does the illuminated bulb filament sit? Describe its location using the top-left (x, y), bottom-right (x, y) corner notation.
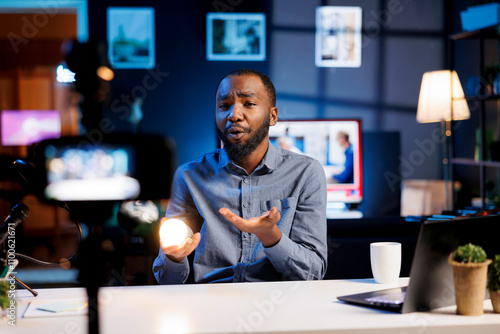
top-left (159, 218), bottom-right (193, 247)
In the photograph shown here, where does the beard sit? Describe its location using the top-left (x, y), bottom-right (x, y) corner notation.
top-left (216, 115), bottom-right (271, 163)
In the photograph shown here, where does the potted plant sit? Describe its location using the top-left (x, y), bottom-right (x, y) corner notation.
top-left (487, 254), bottom-right (500, 313)
top-left (0, 280), bottom-right (8, 318)
top-left (449, 243), bottom-right (492, 315)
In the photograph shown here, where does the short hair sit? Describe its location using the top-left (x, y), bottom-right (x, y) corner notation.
top-left (215, 69), bottom-right (276, 107)
top-left (337, 131), bottom-right (349, 141)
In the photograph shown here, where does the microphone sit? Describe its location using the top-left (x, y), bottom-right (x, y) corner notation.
top-left (0, 203), bottom-right (30, 245)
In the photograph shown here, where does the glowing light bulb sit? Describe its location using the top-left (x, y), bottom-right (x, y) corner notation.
top-left (159, 218), bottom-right (193, 247)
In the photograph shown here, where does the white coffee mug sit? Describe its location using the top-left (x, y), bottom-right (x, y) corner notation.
top-left (370, 242), bottom-right (401, 284)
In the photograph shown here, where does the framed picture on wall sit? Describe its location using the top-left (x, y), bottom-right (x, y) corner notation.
top-left (107, 7), bottom-right (155, 69)
top-left (206, 12), bottom-right (266, 61)
top-left (315, 6), bottom-right (362, 68)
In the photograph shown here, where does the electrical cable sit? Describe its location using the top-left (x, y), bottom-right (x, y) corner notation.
top-left (14, 203), bottom-right (83, 266)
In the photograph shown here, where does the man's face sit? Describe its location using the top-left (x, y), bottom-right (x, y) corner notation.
top-left (215, 74), bottom-right (277, 162)
top-left (336, 134), bottom-right (347, 148)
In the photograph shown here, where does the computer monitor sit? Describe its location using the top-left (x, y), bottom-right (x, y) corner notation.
top-left (268, 119), bottom-right (363, 207)
top-left (1, 110), bottom-right (61, 146)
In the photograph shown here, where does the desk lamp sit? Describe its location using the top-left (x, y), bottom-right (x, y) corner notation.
top-left (416, 70), bottom-right (470, 211)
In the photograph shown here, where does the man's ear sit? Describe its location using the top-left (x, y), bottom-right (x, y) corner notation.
top-left (270, 107), bottom-right (278, 126)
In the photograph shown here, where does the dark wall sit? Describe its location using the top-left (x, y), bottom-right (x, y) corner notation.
top-left (85, 0), bottom-right (458, 215)
top-left (88, 0), bottom-right (272, 166)
top-left (325, 216), bottom-right (420, 279)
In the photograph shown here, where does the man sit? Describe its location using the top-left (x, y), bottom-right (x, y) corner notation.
top-left (333, 131), bottom-right (354, 184)
top-left (153, 69), bottom-right (327, 284)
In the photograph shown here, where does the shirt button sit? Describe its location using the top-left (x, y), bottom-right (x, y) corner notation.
top-left (243, 233), bottom-right (250, 238)
top-left (243, 178), bottom-right (249, 184)
top-left (243, 203), bottom-right (248, 208)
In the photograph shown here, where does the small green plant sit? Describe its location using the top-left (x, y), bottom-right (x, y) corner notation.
top-left (488, 254), bottom-right (500, 292)
top-left (0, 280), bottom-right (8, 310)
top-left (453, 243), bottom-right (487, 263)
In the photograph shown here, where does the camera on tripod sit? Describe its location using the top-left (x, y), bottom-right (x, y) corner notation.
top-left (28, 133), bottom-right (174, 203)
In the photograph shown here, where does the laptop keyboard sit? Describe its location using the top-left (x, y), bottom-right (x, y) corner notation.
top-left (365, 292), bottom-right (406, 305)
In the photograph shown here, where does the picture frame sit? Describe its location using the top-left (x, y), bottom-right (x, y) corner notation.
top-left (315, 6), bottom-right (362, 68)
top-left (107, 7), bottom-right (155, 69)
top-left (206, 12), bottom-right (266, 61)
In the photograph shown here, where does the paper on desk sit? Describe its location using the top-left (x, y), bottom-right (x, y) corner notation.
top-left (23, 298), bottom-right (88, 318)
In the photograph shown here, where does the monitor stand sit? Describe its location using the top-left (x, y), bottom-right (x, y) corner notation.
top-left (326, 202), bottom-right (363, 219)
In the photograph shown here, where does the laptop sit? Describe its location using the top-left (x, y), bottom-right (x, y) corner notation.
top-left (337, 215), bottom-right (500, 313)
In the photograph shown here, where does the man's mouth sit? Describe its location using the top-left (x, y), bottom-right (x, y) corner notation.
top-left (225, 126), bottom-right (249, 140)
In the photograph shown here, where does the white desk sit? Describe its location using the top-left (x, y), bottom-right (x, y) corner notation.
top-left (3, 278), bottom-right (500, 334)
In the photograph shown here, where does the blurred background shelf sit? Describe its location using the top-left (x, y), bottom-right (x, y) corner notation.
top-left (452, 157), bottom-right (500, 167)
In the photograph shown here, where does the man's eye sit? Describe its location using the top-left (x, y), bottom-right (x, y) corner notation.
top-left (245, 102), bottom-right (256, 106)
top-left (219, 104), bottom-right (228, 109)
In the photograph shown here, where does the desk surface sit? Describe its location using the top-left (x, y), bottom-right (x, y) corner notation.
top-left (3, 278), bottom-right (500, 334)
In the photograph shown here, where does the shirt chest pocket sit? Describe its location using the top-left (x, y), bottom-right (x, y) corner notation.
top-left (260, 197), bottom-right (297, 237)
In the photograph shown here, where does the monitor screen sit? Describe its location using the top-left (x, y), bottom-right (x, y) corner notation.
top-left (269, 119), bottom-right (363, 205)
top-left (32, 135), bottom-right (175, 203)
top-left (43, 143), bottom-right (140, 201)
top-left (1, 110), bottom-right (61, 146)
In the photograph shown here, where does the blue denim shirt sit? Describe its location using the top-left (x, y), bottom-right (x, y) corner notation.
top-left (153, 143), bottom-right (327, 283)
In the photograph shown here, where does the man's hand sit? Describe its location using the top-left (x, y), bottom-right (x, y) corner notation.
top-left (161, 231), bottom-right (201, 263)
top-left (219, 207), bottom-right (282, 247)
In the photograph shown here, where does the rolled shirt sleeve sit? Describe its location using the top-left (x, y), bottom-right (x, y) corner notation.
top-left (152, 250), bottom-right (190, 284)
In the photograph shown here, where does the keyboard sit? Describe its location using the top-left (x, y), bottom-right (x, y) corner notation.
top-left (365, 292), bottom-right (406, 305)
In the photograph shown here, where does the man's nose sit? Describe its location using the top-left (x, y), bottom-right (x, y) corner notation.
top-left (227, 105), bottom-right (244, 122)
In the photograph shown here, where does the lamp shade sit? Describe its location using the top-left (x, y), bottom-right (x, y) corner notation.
top-left (416, 70), bottom-right (470, 123)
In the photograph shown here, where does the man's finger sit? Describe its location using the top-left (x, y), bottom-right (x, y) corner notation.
top-left (219, 207), bottom-right (234, 217)
top-left (189, 233), bottom-right (201, 251)
top-left (220, 208), bottom-right (244, 223)
top-left (219, 208), bottom-right (249, 231)
top-left (268, 206), bottom-right (280, 218)
top-left (161, 244), bottom-right (179, 253)
top-left (163, 233), bottom-right (201, 261)
top-left (259, 210), bottom-right (270, 218)
top-left (260, 207), bottom-right (280, 221)
top-left (178, 235), bottom-right (193, 249)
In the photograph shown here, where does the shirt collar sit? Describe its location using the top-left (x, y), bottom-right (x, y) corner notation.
top-left (261, 141), bottom-right (279, 171)
top-left (217, 141), bottom-right (280, 173)
top-left (218, 148), bottom-right (231, 169)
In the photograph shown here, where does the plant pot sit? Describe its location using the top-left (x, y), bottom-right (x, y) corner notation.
top-left (491, 291), bottom-right (500, 313)
top-left (449, 254), bottom-right (492, 316)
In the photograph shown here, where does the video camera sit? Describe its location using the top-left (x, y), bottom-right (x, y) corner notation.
top-left (27, 133), bottom-right (174, 203)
